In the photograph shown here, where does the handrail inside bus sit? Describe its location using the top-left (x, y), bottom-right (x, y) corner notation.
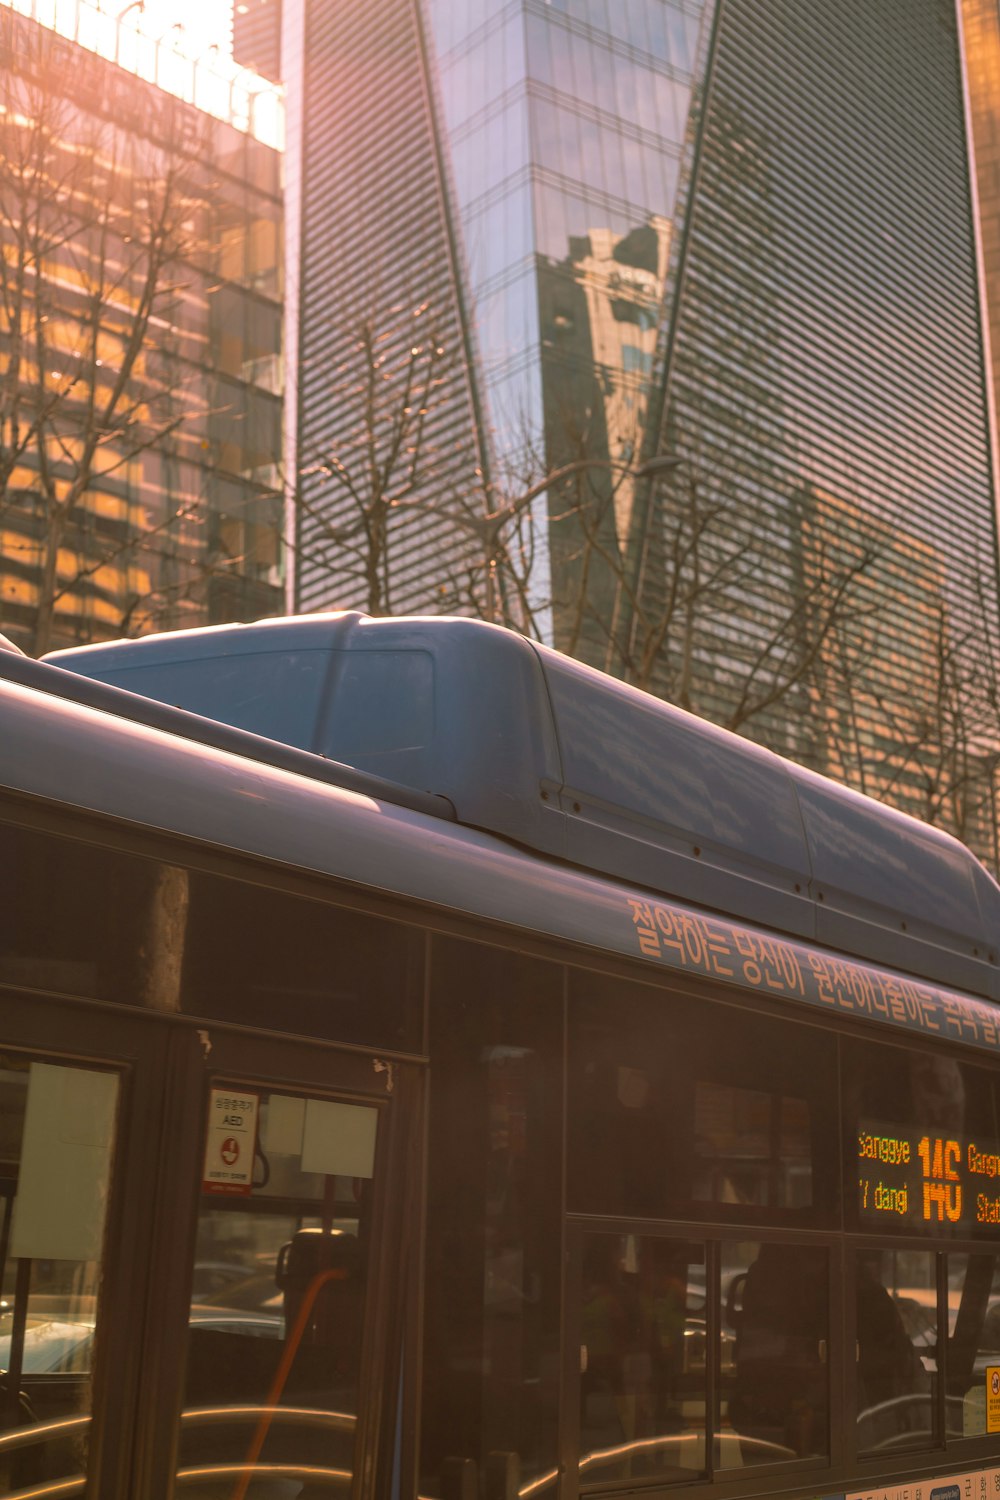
top-left (0, 651), bottom-right (456, 824)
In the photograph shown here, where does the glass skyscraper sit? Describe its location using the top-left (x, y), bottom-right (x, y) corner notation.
top-left (0, 1), bottom-right (285, 654)
top-left (271, 0), bottom-right (999, 859)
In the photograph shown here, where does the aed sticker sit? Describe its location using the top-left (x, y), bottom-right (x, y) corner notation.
top-left (988, 1365), bottom-right (1000, 1433)
top-left (202, 1088), bottom-right (259, 1196)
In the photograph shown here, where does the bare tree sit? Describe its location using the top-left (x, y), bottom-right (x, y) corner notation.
top-left (0, 29), bottom-right (210, 654)
top-left (816, 564), bottom-right (1000, 864)
top-left (489, 443), bottom-right (884, 740)
top-left (291, 307), bottom-right (1000, 866)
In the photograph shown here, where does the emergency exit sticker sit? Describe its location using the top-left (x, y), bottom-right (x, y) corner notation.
top-left (987, 1365), bottom-right (1000, 1434)
top-left (202, 1088), bottom-right (259, 1196)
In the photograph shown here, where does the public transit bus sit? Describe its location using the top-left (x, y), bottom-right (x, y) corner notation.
top-left (3, 613), bottom-right (1000, 1500)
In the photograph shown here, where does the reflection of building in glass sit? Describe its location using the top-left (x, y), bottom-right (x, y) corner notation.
top-left (263, 0), bottom-right (998, 856)
top-left (267, 0), bottom-right (708, 621)
top-left (0, 5), bottom-right (283, 653)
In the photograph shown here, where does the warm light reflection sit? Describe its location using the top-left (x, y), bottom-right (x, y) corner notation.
top-left (0, 1414), bottom-right (91, 1452)
top-left (175, 1463), bottom-right (352, 1484)
top-left (518, 1468), bottom-right (560, 1497)
top-left (0, 1478), bottom-right (86, 1499)
top-left (180, 1403), bottom-right (356, 1431)
top-left (0, 0), bottom-right (283, 147)
top-left (579, 1431), bottom-right (704, 1471)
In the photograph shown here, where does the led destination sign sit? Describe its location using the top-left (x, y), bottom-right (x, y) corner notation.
top-left (858, 1123), bottom-right (1000, 1231)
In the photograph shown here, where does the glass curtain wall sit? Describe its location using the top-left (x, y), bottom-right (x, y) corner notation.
top-left (293, 0), bottom-right (491, 619)
top-left (646, 0), bottom-right (1000, 859)
top-left (424, 0), bottom-right (713, 640)
top-left (421, 0), bottom-right (999, 861)
top-left (0, 11), bottom-right (284, 653)
top-left (291, 0), bottom-right (1000, 862)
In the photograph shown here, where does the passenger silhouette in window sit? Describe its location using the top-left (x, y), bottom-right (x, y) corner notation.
top-left (856, 1252), bottom-right (928, 1411)
top-left (726, 1243), bottom-right (828, 1460)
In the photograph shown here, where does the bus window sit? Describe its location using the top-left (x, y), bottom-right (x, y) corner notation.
top-left (0, 821), bottom-right (156, 1005)
top-left (720, 1241), bottom-right (828, 1466)
top-left (175, 1086), bottom-right (379, 1498)
top-left (420, 938), bottom-right (562, 1500)
top-left (568, 974), bottom-right (838, 1226)
top-left (181, 874), bottom-right (424, 1052)
top-left (577, 1234), bottom-right (707, 1486)
top-left (0, 1055), bottom-right (119, 1497)
top-left (855, 1249), bottom-right (937, 1456)
top-left (846, 1037), bottom-right (1000, 1239)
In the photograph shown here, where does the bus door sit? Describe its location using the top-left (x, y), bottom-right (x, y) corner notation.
top-left (0, 994), bottom-right (171, 1500)
top-left (136, 1027), bottom-right (418, 1500)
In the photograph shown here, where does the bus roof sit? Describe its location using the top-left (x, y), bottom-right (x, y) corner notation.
top-left (45, 613), bottom-right (1000, 1000)
top-left (2, 669), bottom-right (1000, 1061)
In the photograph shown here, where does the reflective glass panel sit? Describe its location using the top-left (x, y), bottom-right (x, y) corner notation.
top-left (420, 939), bottom-right (562, 1498)
top-left (720, 1241), bottom-right (828, 1466)
top-left (182, 875), bottom-right (424, 1052)
top-left (856, 1248), bottom-right (937, 1455)
top-left (569, 972), bottom-right (837, 1226)
top-left (578, 1234), bottom-right (707, 1485)
top-left (945, 1252), bottom-right (1000, 1438)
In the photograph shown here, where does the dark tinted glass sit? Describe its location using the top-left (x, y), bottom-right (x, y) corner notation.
top-left (578, 1233), bottom-right (707, 1486)
top-left (721, 1241), bottom-right (829, 1465)
top-left (182, 874), bottom-right (423, 1050)
top-left (945, 1252), bottom-right (1000, 1438)
top-left (846, 1037), bottom-right (1000, 1237)
top-left (569, 972), bottom-right (837, 1226)
top-left (0, 821), bottom-right (156, 1004)
top-left (856, 1249), bottom-right (937, 1455)
top-left (420, 938), bottom-right (562, 1498)
top-left (97, 650), bottom-right (330, 749)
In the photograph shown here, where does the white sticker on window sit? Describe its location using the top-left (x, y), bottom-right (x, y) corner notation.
top-left (262, 1093), bottom-right (305, 1156)
top-left (301, 1100), bottom-right (377, 1179)
top-left (10, 1064), bottom-right (118, 1262)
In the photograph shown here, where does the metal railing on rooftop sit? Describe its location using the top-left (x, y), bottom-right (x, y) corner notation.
top-left (1, 0), bottom-right (284, 149)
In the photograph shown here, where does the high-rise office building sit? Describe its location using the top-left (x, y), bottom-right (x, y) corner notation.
top-left (260, 0), bottom-right (999, 859)
top-left (963, 0), bottom-right (1000, 483)
top-left (0, 0), bottom-right (284, 654)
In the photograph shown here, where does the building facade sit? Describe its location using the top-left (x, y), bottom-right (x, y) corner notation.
top-left (0, 0), bottom-right (284, 655)
top-left (263, 0), bottom-right (999, 860)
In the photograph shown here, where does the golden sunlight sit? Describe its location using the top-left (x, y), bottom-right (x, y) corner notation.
top-left (112, 0), bottom-right (233, 59)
